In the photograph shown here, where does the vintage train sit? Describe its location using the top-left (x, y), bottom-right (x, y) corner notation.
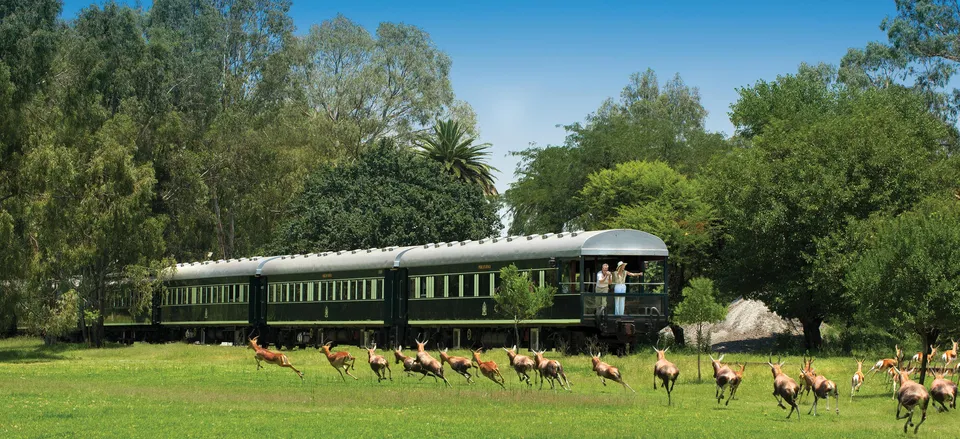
top-left (100, 229), bottom-right (669, 352)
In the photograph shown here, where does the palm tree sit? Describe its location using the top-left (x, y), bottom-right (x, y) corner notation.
top-left (417, 118), bottom-right (499, 196)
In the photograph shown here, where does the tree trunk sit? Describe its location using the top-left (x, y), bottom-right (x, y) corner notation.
top-left (670, 324), bottom-right (686, 347)
top-left (514, 321), bottom-right (520, 350)
top-left (696, 323), bottom-right (702, 382)
top-left (800, 318), bottom-right (823, 351)
top-left (918, 329), bottom-right (940, 385)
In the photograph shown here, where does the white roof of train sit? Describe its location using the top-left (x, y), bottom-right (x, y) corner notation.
top-left (169, 229), bottom-right (667, 280)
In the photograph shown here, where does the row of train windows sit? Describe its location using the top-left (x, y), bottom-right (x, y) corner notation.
top-left (408, 270), bottom-right (556, 299)
top-left (268, 279), bottom-right (382, 303)
top-left (164, 284), bottom-right (249, 306)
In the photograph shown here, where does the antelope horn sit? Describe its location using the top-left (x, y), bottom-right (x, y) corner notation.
top-left (718, 354), bottom-right (724, 362)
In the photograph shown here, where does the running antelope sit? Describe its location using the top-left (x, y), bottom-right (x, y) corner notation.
top-left (912, 345), bottom-right (937, 364)
top-left (503, 345), bottom-right (536, 386)
top-left (321, 341), bottom-right (358, 381)
top-left (653, 346), bottom-right (679, 405)
top-left (439, 348), bottom-right (475, 384)
top-left (365, 344), bottom-right (392, 382)
top-left (768, 356), bottom-right (801, 420)
top-left (868, 344), bottom-right (902, 382)
top-left (590, 351), bottom-right (635, 393)
top-left (797, 355), bottom-right (816, 402)
top-left (532, 349), bottom-right (571, 391)
top-left (709, 354), bottom-right (738, 405)
top-left (394, 346), bottom-right (436, 381)
top-left (247, 336), bottom-right (303, 381)
top-left (942, 339), bottom-right (958, 366)
top-left (471, 349), bottom-right (506, 389)
top-left (851, 358), bottom-right (865, 400)
top-left (414, 338), bottom-right (451, 387)
top-left (930, 367), bottom-right (957, 412)
top-left (799, 367), bottom-right (838, 416)
top-left (893, 368), bottom-right (930, 434)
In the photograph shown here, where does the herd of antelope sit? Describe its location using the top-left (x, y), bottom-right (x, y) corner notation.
top-left (247, 336), bottom-right (959, 434)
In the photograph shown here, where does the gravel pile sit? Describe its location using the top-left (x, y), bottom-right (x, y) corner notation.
top-left (671, 298), bottom-right (802, 351)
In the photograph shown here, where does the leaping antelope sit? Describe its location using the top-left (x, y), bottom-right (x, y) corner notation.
top-left (767, 355), bottom-right (800, 420)
top-left (321, 341), bottom-right (358, 381)
top-left (247, 336), bottom-right (303, 381)
top-left (472, 349), bottom-right (506, 389)
top-left (532, 349), bottom-right (571, 391)
top-left (439, 348), bottom-right (475, 384)
top-left (942, 339), bottom-right (958, 366)
top-left (709, 354), bottom-right (738, 405)
top-left (893, 367), bottom-right (930, 434)
top-left (868, 344), bottom-right (901, 382)
top-left (851, 358), bottom-right (865, 400)
top-left (799, 367), bottom-right (838, 416)
top-left (365, 344), bottom-right (392, 382)
top-left (653, 345), bottom-right (679, 405)
top-left (414, 337), bottom-right (451, 388)
top-left (590, 350), bottom-right (635, 393)
top-left (503, 345), bottom-right (536, 387)
top-left (930, 365), bottom-right (957, 412)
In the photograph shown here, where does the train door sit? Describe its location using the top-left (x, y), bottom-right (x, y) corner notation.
top-left (384, 268), bottom-right (409, 346)
top-left (249, 276), bottom-right (267, 327)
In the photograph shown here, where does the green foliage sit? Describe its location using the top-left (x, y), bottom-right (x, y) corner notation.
top-left (840, 0), bottom-right (960, 121)
top-left (18, 289), bottom-right (80, 343)
top-left (417, 118), bottom-right (499, 196)
top-left (845, 195), bottom-right (960, 339)
top-left (504, 69), bottom-right (727, 235)
top-left (672, 277), bottom-right (726, 381)
top-left (300, 14), bottom-right (455, 156)
top-left (493, 264), bottom-right (557, 346)
top-left (269, 140), bottom-right (502, 254)
top-left (711, 70), bottom-right (958, 349)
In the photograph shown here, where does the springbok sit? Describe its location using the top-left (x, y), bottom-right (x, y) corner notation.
top-left (653, 346), bottom-right (679, 405)
top-left (439, 348), bottom-right (475, 384)
top-left (503, 345), bottom-right (536, 386)
top-left (532, 349), bottom-right (571, 391)
top-left (365, 344), bottom-right (392, 382)
top-left (799, 367), bottom-right (838, 416)
top-left (709, 354), bottom-right (738, 405)
top-left (868, 344), bottom-right (902, 382)
top-left (930, 366), bottom-right (957, 412)
top-left (321, 341), bottom-right (358, 381)
top-left (851, 358), bottom-right (865, 400)
top-left (797, 355), bottom-right (816, 402)
top-left (942, 340), bottom-right (958, 366)
top-left (767, 356), bottom-right (800, 420)
top-left (414, 338), bottom-right (451, 387)
top-left (471, 349), bottom-right (506, 389)
top-left (911, 345), bottom-right (937, 364)
top-left (394, 346), bottom-right (437, 381)
top-left (590, 351), bottom-right (635, 393)
top-left (893, 367), bottom-right (930, 433)
top-left (247, 336), bottom-right (303, 381)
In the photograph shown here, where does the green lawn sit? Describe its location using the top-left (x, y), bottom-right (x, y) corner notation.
top-left (0, 337), bottom-right (957, 438)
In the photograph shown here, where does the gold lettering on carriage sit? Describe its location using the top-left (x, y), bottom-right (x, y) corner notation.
top-left (481, 302), bottom-right (487, 316)
top-left (324, 306), bottom-right (329, 318)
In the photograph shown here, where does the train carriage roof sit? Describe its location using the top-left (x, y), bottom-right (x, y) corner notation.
top-left (257, 246), bottom-right (416, 277)
top-left (170, 257), bottom-right (265, 281)
top-left (168, 229), bottom-right (667, 281)
top-left (395, 229), bottom-right (667, 268)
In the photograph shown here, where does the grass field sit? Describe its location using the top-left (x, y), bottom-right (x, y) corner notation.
top-left (1, 337), bottom-right (958, 438)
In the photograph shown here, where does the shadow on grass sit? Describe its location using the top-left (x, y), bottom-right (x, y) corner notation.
top-left (0, 340), bottom-right (131, 363)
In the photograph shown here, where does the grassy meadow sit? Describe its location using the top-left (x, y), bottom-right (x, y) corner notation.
top-left (1, 337), bottom-right (958, 438)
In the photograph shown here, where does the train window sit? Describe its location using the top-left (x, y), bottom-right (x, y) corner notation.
top-left (544, 270), bottom-right (558, 288)
top-left (370, 279), bottom-right (378, 300)
top-left (448, 275), bottom-right (460, 297)
top-left (463, 274), bottom-right (475, 297)
top-left (299, 283), bottom-right (305, 302)
top-left (408, 277), bottom-right (418, 298)
top-left (306, 282), bottom-right (313, 302)
top-left (478, 273), bottom-right (492, 296)
top-left (360, 280), bottom-right (367, 300)
top-left (493, 273), bottom-right (502, 296)
top-left (220, 285), bottom-right (226, 303)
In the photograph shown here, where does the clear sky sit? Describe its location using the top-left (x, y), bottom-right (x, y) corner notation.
top-left (61, 1), bottom-right (898, 194)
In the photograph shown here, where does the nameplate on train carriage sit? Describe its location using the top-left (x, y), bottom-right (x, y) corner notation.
top-left (321, 273), bottom-right (333, 279)
top-left (478, 264), bottom-right (492, 270)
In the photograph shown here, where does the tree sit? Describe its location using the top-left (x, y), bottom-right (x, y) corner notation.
top-left (672, 278), bottom-right (727, 382)
top-left (579, 160), bottom-right (719, 345)
top-left (711, 68), bottom-right (958, 350)
top-left (299, 14), bottom-right (455, 156)
top-left (269, 139), bottom-right (502, 254)
top-left (840, 0), bottom-right (960, 121)
top-left (504, 69), bottom-right (727, 235)
top-left (417, 118), bottom-right (499, 196)
top-left (845, 195), bottom-right (960, 384)
top-left (494, 264), bottom-right (557, 347)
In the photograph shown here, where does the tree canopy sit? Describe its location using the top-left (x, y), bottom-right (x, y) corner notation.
top-left (269, 140), bottom-right (502, 254)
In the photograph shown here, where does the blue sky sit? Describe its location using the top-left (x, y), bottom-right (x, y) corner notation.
top-left (61, 1), bottom-right (898, 193)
